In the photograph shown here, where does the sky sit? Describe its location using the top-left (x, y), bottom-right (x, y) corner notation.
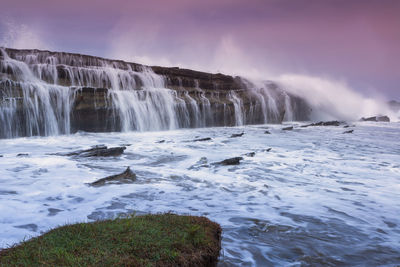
top-left (0, 0), bottom-right (399, 99)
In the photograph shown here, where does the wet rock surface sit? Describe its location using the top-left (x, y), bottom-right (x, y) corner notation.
top-left (361, 116), bottom-right (390, 122)
top-left (301, 121), bottom-right (343, 127)
top-left (282, 126), bottom-right (294, 131)
top-left (244, 152), bottom-right (256, 157)
top-left (343, 130), bottom-right (354, 134)
top-left (89, 167), bottom-right (136, 187)
top-left (56, 145), bottom-right (126, 157)
top-left (187, 137), bottom-right (212, 142)
top-left (230, 132), bottom-right (245, 138)
top-left (213, 157), bottom-right (244, 166)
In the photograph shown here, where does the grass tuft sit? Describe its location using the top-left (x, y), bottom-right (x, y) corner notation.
top-left (0, 213), bottom-right (221, 267)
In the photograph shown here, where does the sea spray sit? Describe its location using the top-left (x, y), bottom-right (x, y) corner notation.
top-left (276, 74), bottom-right (397, 122)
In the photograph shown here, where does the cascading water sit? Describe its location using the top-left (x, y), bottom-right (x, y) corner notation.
top-left (0, 48), bottom-right (309, 138)
top-left (0, 51), bottom-right (72, 138)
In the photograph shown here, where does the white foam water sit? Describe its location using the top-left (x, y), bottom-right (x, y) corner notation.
top-left (0, 122), bottom-right (399, 265)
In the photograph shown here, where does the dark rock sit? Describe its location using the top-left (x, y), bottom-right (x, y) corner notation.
top-left (302, 121), bottom-right (342, 127)
top-left (188, 157), bottom-right (209, 170)
top-left (361, 116), bottom-right (390, 122)
top-left (89, 167), bottom-right (136, 187)
top-left (213, 157), bottom-right (243, 166)
top-left (16, 153), bottom-right (29, 157)
top-left (244, 152), bottom-right (256, 157)
top-left (196, 157), bottom-right (208, 165)
top-left (0, 190), bottom-right (17, 195)
top-left (320, 121), bottom-right (340, 126)
top-left (14, 223), bottom-right (38, 232)
top-left (230, 132), bottom-right (244, 138)
top-left (262, 148), bottom-right (272, 152)
top-left (58, 145), bottom-right (126, 157)
top-left (343, 130), bottom-right (354, 134)
top-left (189, 137), bottom-right (212, 142)
top-left (48, 208), bottom-right (63, 216)
top-left (264, 130), bottom-right (271, 134)
top-left (156, 140), bottom-right (166, 143)
top-left (282, 126), bottom-right (293, 131)
top-left (0, 155), bottom-right (3, 157)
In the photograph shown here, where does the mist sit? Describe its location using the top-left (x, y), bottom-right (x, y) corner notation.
top-left (0, 20), bottom-right (51, 51)
top-left (275, 74), bottom-right (397, 121)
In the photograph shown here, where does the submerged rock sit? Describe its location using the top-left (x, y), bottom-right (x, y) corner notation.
top-left (264, 130), bottom-right (271, 134)
top-left (188, 137), bottom-right (212, 142)
top-left (282, 126), bottom-right (293, 131)
top-left (14, 223), bottom-right (38, 232)
top-left (188, 157), bottom-right (210, 170)
top-left (56, 145), bottom-right (126, 157)
top-left (361, 116), bottom-right (390, 122)
top-left (301, 121), bottom-right (342, 127)
top-left (343, 130), bottom-right (354, 134)
top-left (244, 152), bottom-right (256, 157)
top-left (89, 167), bottom-right (136, 187)
top-left (213, 157), bottom-right (243, 166)
top-left (230, 133), bottom-right (245, 138)
top-left (16, 153), bottom-right (29, 157)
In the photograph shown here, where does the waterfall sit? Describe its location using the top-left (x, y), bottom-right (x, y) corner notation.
top-left (0, 48), bottom-right (310, 138)
top-left (283, 92), bottom-right (294, 121)
top-left (0, 50), bottom-right (72, 138)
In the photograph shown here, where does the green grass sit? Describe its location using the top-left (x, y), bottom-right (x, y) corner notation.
top-left (0, 214), bottom-right (221, 267)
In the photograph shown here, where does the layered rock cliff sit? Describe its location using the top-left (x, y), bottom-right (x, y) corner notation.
top-left (0, 47), bottom-right (311, 138)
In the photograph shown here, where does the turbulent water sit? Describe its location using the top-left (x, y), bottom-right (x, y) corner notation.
top-left (0, 122), bottom-right (399, 266)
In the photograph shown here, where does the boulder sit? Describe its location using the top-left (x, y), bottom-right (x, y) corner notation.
top-left (213, 157), bottom-right (243, 166)
top-left (264, 130), bottom-right (271, 134)
top-left (301, 121), bottom-right (342, 127)
top-left (282, 126), bottom-right (293, 131)
top-left (361, 116), bottom-right (390, 122)
top-left (188, 137), bottom-right (212, 142)
top-left (188, 157), bottom-right (209, 170)
top-left (56, 145), bottom-right (126, 157)
top-left (230, 133), bottom-right (244, 138)
top-left (343, 130), bottom-right (354, 134)
top-left (89, 167), bottom-right (136, 187)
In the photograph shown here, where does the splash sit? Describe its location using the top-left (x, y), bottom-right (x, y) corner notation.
top-left (275, 74), bottom-right (397, 122)
top-left (0, 20), bottom-right (50, 50)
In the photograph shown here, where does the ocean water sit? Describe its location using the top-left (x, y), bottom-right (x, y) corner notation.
top-left (0, 122), bottom-right (399, 266)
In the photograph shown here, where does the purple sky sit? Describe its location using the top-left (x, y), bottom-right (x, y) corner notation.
top-left (1, 0), bottom-right (399, 99)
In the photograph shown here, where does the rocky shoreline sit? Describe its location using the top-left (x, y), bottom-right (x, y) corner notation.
top-left (0, 47), bottom-right (311, 137)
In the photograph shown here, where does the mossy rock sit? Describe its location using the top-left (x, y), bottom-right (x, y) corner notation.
top-left (0, 214), bottom-right (221, 267)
